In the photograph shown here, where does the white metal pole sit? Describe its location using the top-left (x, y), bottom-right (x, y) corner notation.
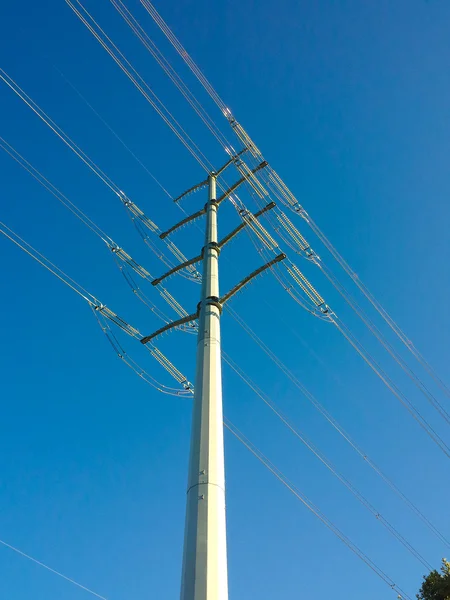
top-left (180, 174), bottom-right (229, 600)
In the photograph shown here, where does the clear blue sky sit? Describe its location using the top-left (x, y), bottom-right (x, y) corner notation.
top-left (1, 1), bottom-right (450, 599)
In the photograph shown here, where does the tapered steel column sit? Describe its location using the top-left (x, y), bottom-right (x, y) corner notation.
top-left (180, 174), bottom-right (228, 600)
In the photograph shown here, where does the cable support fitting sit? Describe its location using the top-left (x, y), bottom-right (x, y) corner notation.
top-left (317, 302), bottom-right (330, 314)
top-left (182, 379), bottom-right (194, 392)
top-left (118, 190), bottom-right (129, 205)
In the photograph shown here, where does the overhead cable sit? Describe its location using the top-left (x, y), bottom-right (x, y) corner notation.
top-left (65, 0), bottom-right (213, 173)
top-left (0, 539), bottom-right (107, 600)
top-left (0, 68), bottom-right (200, 282)
top-left (100, 329), bottom-right (415, 598)
top-left (0, 221), bottom-right (192, 396)
top-left (0, 138), bottom-right (196, 327)
top-left (55, 67), bottom-right (173, 199)
top-left (239, 207), bottom-right (450, 453)
top-left (110, 0), bottom-right (234, 154)
top-left (142, 0), bottom-right (450, 401)
top-left (223, 352), bottom-right (434, 570)
top-left (240, 178), bottom-right (450, 427)
top-left (332, 317), bottom-right (450, 459)
top-left (224, 305), bottom-right (450, 547)
top-left (224, 419), bottom-right (412, 600)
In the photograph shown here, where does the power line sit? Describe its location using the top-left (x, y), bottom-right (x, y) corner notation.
top-left (0, 221), bottom-right (192, 396)
top-left (2, 0), bottom-right (446, 589)
top-left (140, 0), bottom-right (229, 115)
top-left (126, 2), bottom-right (448, 436)
top-left (224, 419), bottom-right (413, 600)
top-left (0, 539), bottom-right (108, 600)
top-left (317, 259), bottom-right (450, 424)
top-left (143, 0), bottom-right (450, 402)
top-left (109, 0), bottom-right (234, 154)
top-left (237, 181), bottom-right (450, 429)
top-left (54, 66), bottom-right (173, 199)
top-left (239, 214), bottom-right (450, 454)
top-left (0, 222), bottom-right (98, 305)
top-left (0, 68), bottom-right (119, 195)
top-left (332, 316), bottom-right (450, 458)
top-left (224, 305), bottom-right (450, 547)
top-left (0, 67), bottom-right (201, 281)
top-left (63, 0), bottom-right (258, 234)
top-left (0, 136), bottom-right (113, 245)
top-left (0, 137), bottom-right (195, 326)
top-left (65, 0), bottom-right (214, 173)
top-left (223, 352), bottom-right (434, 569)
top-left (6, 55), bottom-right (442, 548)
top-left (257, 200), bottom-right (450, 425)
top-left (304, 213), bottom-right (450, 401)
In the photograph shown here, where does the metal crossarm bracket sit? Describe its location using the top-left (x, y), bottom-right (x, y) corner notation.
top-left (140, 312), bottom-right (198, 345)
top-left (141, 253), bottom-right (286, 343)
top-left (218, 201), bottom-right (276, 248)
top-left (160, 207), bottom-right (207, 239)
top-left (154, 201), bottom-right (276, 286)
top-left (174, 179), bottom-right (208, 204)
top-left (216, 161), bottom-right (268, 205)
top-left (220, 253), bottom-right (286, 305)
top-left (173, 149), bottom-right (249, 204)
top-left (161, 159), bottom-right (268, 241)
top-left (152, 253), bottom-right (203, 286)
top-left (215, 147), bottom-right (248, 176)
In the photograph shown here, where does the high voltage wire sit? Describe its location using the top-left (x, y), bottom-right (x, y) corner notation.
top-left (3, 6), bottom-right (447, 507)
top-left (62, 0), bottom-right (267, 226)
top-left (0, 222), bottom-right (99, 305)
top-left (0, 222), bottom-right (192, 396)
top-left (332, 317), bottom-right (450, 455)
top-left (54, 66), bottom-right (173, 200)
top-left (0, 67), bottom-right (201, 283)
top-left (263, 202), bottom-right (450, 423)
top-left (0, 136), bottom-right (114, 245)
top-left (108, 0), bottom-right (450, 432)
top-left (140, 0), bottom-right (229, 116)
top-left (224, 305), bottom-right (450, 547)
top-left (142, 0), bottom-right (450, 402)
top-left (0, 68), bottom-right (118, 195)
top-left (235, 200), bottom-right (450, 456)
top-left (315, 260), bottom-right (450, 424)
top-left (0, 137), bottom-right (195, 328)
top-left (2, 42), bottom-right (446, 536)
top-left (224, 420), bottom-right (413, 600)
top-left (0, 539), bottom-right (108, 600)
top-left (302, 212), bottom-right (450, 401)
top-left (0, 221), bottom-right (415, 599)
top-left (2, 4), bottom-right (448, 596)
top-left (1, 158), bottom-right (436, 597)
top-left (65, 0), bottom-right (214, 173)
top-left (4, 118), bottom-right (445, 549)
top-left (3, 132), bottom-right (444, 550)
top-left (238, 165), bottom-right (450, 426)
top-left (53, 66), bottom-right (207, 244)
top-left (109, 0), bottom-right (234, 153)
top-left (222, 352), bottom-right (434, 569)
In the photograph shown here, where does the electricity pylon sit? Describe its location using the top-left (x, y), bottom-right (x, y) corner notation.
top-left (141, 150), bottom-right (285, 600)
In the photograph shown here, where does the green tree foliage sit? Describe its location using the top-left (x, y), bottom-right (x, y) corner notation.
top-left (417, 559), bottom-right (450, 600)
